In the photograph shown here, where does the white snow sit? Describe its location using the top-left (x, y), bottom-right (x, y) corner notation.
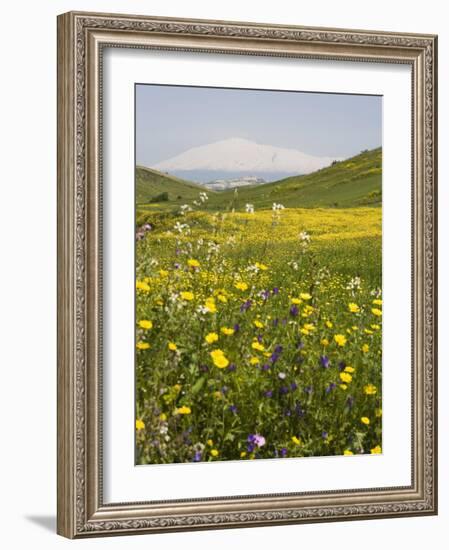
top-left (152, 137), bottom-right (339, 175)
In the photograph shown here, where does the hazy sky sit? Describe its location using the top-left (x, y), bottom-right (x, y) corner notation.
top-left (136, 84), bottom-right (382, 167)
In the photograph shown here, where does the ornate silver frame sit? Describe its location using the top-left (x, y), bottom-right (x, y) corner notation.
top-left (57, 11), bottom-right (438, 538)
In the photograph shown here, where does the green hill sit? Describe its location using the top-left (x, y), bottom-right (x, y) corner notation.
top-left (136, 166), bottom-right (211, 204)
top-left (212, 147), bottom-right (382, 209)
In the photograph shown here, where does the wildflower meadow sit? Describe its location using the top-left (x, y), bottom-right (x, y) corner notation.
top-left (135, 189), bottom-right (382, 464)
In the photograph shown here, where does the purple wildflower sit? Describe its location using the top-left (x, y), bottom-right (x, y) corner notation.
top-left (227, 363), bottom-right (237, 372)
top-left (273, 287), bottom-right (279, 295)
top-left (262, 363), bottom-right (271, 371)
top-left (283, 408), bottom-right (292, 417)
top-left (261, 289), bottom-right (270, 300)
top-left (274, 345), bottom-right (283, 354)
top-left (325, 382), bottom-right (337, 394)
top-left (273, 318), bottom-right (279, 327)
top-left (240, 300), bottom-right (252, 312)
top-left (290, 305), bottom-right (299, 317)
top-left (269, 352), bottom-right (280, 363)
top-left (257, 334), bottom-right (263, 343)
top-left (338, 361), bottom-right (346, 371)
top-left (193, 451), bottom-right (202, 462)
top-left (322, 431), bottom-right (328, 439)
top-left (320, 355), bottom-right (330, 368)
top-left (264, 390), bottom-right (273, 398)
top-left (280, 447), bottom-right (288, 457)
top-left (233, 323), bottom-right (240, 333)
top-left (247, 434), bottom-right (266, 449)
top-left (290, 382), bottom-right (298, 391)
top-left (229, 405), bottom-right (238, 414)
top-left (279, 386), bottom-right (289, 395)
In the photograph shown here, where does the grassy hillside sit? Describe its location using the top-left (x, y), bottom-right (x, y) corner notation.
top-left (136, 148), bottom-right (381, 212)
top-left (136, 166), bottom-right (212, 204)
top-left (214, 148), bottom-right (382, 209)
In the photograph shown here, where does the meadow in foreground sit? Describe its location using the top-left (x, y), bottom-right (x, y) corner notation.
top-left (135, 197), bottom-right (382, 464)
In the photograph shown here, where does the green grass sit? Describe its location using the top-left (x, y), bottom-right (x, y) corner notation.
top-left (136, 166), bottom-right (216, 205)
top-left (215, 147), bottom-right (382, 209)
top-left (137, 148), bottom-right (382, 213)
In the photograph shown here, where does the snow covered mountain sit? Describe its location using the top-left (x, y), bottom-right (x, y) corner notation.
top-left (152, 138), bottom-right (339, 183)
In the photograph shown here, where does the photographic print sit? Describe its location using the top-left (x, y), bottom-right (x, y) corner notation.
top-left (135, 84), bottom-right (383, 465)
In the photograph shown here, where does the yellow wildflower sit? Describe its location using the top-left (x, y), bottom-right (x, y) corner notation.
top-left (175, 405), bottom-right (191, 415)
top-left (234, 282), bottom-right (248, 291)
top-left (372, 299), bottom-right (383, 306)
top-left (344, 366), bottom-right (355, 373)
top-left (249, 357), bottom-right (260, 365)
top-left (334, 334), bottom-right (347, 347)
top-left (343, 449), bottom-right (353, 456)
top-left (205, 297), bottom-right (217, 313)
top-left (221, 327), bottom-right (235, 336)
top-left (180, 291), bottom-right (194, 301)
top-left (251, 342), bottom-right (265, 351)
top-left (240, 451), bottom-right (247, 458)
top-left (207, 439), bottom-right (214, 446)
top-left (210, 349), bottom-right (229, 368)
top-left (291, 436), bottom-right (301, 445)
top-left (159, 413), bottom-right (167, 421)
top-left (255, 262), bottom-right (268, 271)
top-left (217, 294), bottom-right (227, 303)
top-left (136, 419), bottom-right (145, 431)
top-left (321, 338), bottom-right (329, 346)
top-left (254, 320), bottom-right (264, 329)
top-left (205, 332), bottom-right (219, 344)
top-left (303, 323), bottom-right (315, 331)
top-left (210, 449), bottom-right (219, 457)
top-left (348, 303), bottom-right (360, 313)
top-left (364, 329), bottom-right (374, 335)
top-left (136, 341), bottom-right (150, 350)
top-left (371, 308), bottom-right (382, 317)
top-left (371, 324), bottom-right (381, 330)
top-left (340, 372), bottom-right (353, 383)
top-left (139, 319), bottom-right (153, 330)
top-left (136, 280), bottom-right (150, 292)
top-left (371, 445), bottom-right (382, 454)
top-left (364, 384), bottom-right (377, 395)
top-left (361, 417), bottom-right (370, 425)
top-left (159, 269), bottom-right (169, 277)
top-left (187, 259), bottom-right (200, 268)
top-left (361, 344), bottom-right (370, 353)
top-left (291, 297), bottom-right (301, 305)
top-left (339, 384), bottom-right (348, 390)
top-left (168, 342), bottom-right (177, 351)
top-left (325, 320), bottom-right (333, 328)
top-left (300, 292), bottom-right (312, 300)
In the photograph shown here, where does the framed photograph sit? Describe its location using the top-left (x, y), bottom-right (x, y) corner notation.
top-left (57, 11), bottom-right (438, 538)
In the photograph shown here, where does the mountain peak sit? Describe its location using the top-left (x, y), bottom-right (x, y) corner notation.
top-left (152, 138), bottom-right (340, 177)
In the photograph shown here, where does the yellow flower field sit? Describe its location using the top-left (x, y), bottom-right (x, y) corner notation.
top-left (135, 202), bottom-right (382, 463)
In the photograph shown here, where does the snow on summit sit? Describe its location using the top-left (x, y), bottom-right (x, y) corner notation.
top-left (152, 138), bottom-right (337, 176)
